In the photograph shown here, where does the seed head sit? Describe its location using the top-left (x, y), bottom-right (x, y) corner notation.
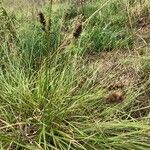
top-left (106, 91), bottom-right (124, 103)
top-left (38, 12), bottom-right (46, 31)
top-left (73, 21), bottom-right (82, 39)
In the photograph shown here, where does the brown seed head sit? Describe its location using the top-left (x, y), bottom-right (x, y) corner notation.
top-left (73, 21), bottom-right (82, 39)
top-left (38, 12), bottom-right (46, 31)
top-left (106, 91), bottom-right (124, 103)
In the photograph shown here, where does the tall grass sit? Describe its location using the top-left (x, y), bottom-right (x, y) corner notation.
top-left (0, 0), bottom-right (150, 149)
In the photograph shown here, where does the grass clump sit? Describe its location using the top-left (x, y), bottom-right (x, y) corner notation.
top-left (1, 52), bottom-right (150, 149)
top-left (0, 0), bottom-right (150, 149)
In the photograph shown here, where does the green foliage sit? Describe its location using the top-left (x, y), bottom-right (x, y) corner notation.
top-left (0, 0), bottom-right (150, 149)
top-left (0, 7), bottom-right (17, 42)
top-left (79, 25), bottom-right (133, 53)
top-left (143, 59), bottom-right (150, 73)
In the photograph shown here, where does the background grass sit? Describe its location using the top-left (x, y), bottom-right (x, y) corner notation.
top-left (0, 0), bottom-right (150, 149)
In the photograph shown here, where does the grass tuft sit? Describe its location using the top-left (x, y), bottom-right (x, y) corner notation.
top-left (0, 0), bottom-right (150, 149)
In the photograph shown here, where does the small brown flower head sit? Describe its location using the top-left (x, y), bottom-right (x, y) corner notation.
top-left (77, 78), bottom-right (87, 88)
top-left (73, 21), bottom-right (82, 39)
top-left (38, 12), bottom-right (46, 31)
top-left (106, 91), bottom-right (124, 104)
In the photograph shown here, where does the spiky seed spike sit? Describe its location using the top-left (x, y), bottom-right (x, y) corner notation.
top-left (38, 12), bottom-right (46, 31)
top-left (73, 22), bottom-right (82, 39)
